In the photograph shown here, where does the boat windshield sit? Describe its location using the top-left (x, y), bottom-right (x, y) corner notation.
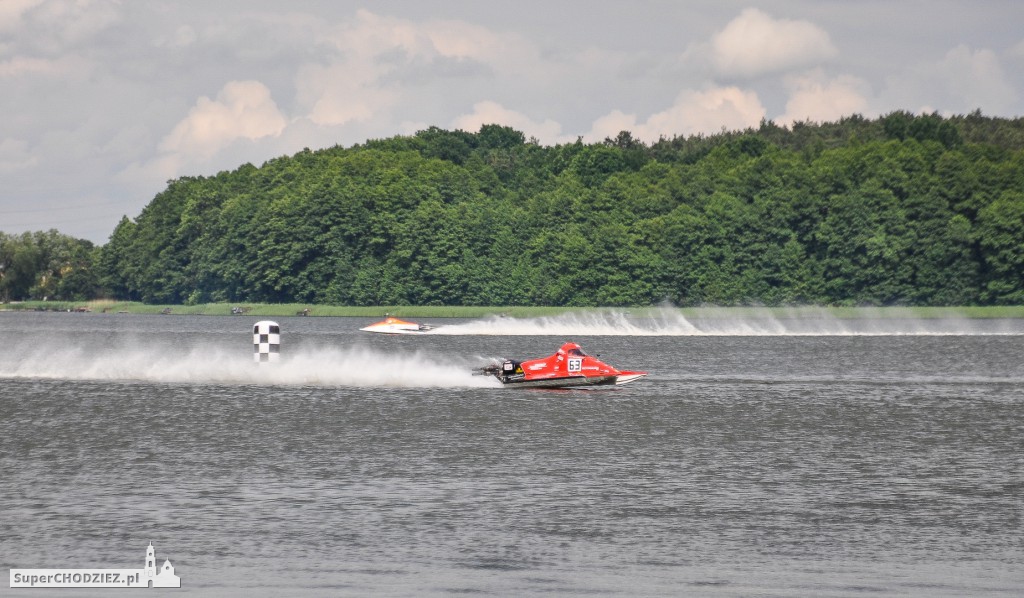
top-left (567, 348), bottom-right (586, 357)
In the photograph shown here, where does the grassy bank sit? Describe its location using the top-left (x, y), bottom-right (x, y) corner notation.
top-left (3, 300), bottom-right (1024, 319)
top-left (0, 300), bottom-right (571, 318)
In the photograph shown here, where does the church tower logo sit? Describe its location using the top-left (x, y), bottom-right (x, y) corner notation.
top-left (144, 541), bottom-right (180, 588)
top-left (10, 542), bottom-right (181, 589)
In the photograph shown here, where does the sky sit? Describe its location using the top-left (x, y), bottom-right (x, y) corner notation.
top-left (2, 0), bottom-right (1023, 243)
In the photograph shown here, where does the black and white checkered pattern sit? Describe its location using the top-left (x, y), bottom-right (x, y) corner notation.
top-left (253, 321), bottom-right (281, 363)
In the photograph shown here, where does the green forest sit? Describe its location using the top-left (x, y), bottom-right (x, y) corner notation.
top-left (3, 111), bottom-right (1024, 307)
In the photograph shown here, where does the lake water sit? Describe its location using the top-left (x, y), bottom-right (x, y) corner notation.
top-left (2, 310), bottom-right (1023, 596)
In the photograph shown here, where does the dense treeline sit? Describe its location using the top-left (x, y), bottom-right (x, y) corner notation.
top-left (4, 111), bottom-right (1024, 306)
top-left (0, 231), bottom-right (99, 302)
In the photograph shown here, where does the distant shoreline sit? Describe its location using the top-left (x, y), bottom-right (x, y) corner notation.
top-left (3, 301), bottom-right (1024, 319)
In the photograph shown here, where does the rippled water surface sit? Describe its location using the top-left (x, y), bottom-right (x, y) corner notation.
top-left (2, 311), bottom-right (1023, 596)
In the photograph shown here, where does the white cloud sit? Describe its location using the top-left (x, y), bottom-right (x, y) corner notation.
top-left (0, 56), bottom-right (59, 77)
top-left (712, 8), bottom-right (836, 78)
top-left (421, 15), bottom-right (537, 71)
top-left (296, 61), bottom-right (399, 127)
top-left (294, 10), bottom-right (436, 127)
top-left (295, 9), bottom-right (538, 129)
top-left (323, 9), bottom-right (424, 58)
top-left (159, 80), bottom-right (288, 160)
top-left (451, 101), bottom-right (565, 144)
top-left (881, 43), bottom-right (1019, 115)
top-left (588, 110), bottom-right (640, 142)
top-left (120, 80), bottom-right (290, 185)
top-left (0, 54), bottom-right (86, 77)
top-left (777, 71), bottom-right (872, 125)
top-left (587, 86), bottom-right (767, 143)
top-left (424, 19), bottom-right (504, 60)
top-left (938, 44), bottom-right (1018, 112)
top-left (320, 8), bottom-right (530, 66)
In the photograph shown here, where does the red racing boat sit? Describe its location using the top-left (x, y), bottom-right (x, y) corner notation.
top-left (475, 342), bottom-right (647, 389)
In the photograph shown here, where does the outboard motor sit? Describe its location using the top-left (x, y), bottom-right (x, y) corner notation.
top-left (500, 359), bottom-right (523, 381)
top-left (474, 359), bottom-right (521, 379)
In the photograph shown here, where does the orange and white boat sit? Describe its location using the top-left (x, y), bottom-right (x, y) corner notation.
top-left (475, 341), bottom-right (647, 388)
top-left (359, 316), bottom-right (434, 334)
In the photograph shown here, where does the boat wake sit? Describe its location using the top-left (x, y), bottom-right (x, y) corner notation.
top-left (0, 342), bottom-right (498, 388)
top-left (433, 308), bottom-right (1024, 336)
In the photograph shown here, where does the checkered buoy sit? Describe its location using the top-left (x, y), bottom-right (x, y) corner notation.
top-left (253, 320), bottom-right (280, 363)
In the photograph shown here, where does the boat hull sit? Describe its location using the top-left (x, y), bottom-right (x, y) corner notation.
top-left (359, 317), bottom-right (434, 334)
top-left (613, 371), bottom-right (647, 385)
top-left (497, 374), bottom-right (619, 389)
top-left (493, 371), bottom-right (647, 389)
top-left (358, 324), bottom-right (431, 334)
